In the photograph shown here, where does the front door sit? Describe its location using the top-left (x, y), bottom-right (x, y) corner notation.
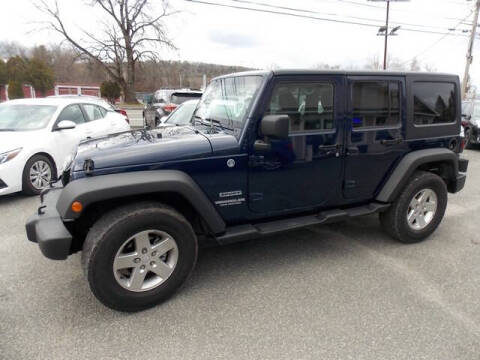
top-left (343, 76), bottom-right (408, 200)
top-left (248, 75), bottom-right (345, 215)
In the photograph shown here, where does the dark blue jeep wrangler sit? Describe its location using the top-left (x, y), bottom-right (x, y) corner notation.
top-left (26, 70), bottom-right (468, 311)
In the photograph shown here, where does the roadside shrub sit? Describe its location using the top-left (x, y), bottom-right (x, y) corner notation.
top-left (101, 80), bottom-right (121, 103)
top-left (28, 57), bottom-right (55, 96)
top-left (0, 59), bottom-right (7, 85)
top-left (8, 80), bottom-right (24, 99)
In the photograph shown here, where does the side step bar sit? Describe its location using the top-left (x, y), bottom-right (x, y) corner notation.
top-left (216, 202), bottom-right (389, 245)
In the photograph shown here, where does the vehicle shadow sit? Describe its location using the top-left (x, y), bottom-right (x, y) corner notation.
top-left (0, 193), bottom-right (35, 206)
top-left (185, 214), bottom-right (394, 291)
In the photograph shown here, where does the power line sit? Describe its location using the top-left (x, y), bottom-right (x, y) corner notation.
top-left (402, 9), bottom-right (474, 64)
top-left (329, 0), bottom-right (475, 25)
top-left (185, 0), bottom-right (472, 37)
top-left (228, 0), bottom-right (473, 33)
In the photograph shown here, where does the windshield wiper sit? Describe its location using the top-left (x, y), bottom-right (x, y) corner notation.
top-left (192, 115), bottom-right (232, 131)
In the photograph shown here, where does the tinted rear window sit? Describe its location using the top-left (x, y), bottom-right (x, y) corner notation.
top-left (352, 81), bottom-right (400, 128)
top-left (413, 82), bottom-right (456, 125)
top-left (171, 93), bottom-right (202, 104)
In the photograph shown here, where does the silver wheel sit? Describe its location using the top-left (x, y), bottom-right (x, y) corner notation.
top-left (406, 188), bottom-right (438, 230)
top-left (29, 160), bottom-right (52, 190)
top-left (113, 230), bottom-right (179, 292)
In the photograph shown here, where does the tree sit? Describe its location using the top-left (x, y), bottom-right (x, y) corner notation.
top-left (409, 58), bottom-right (421, 72)
top-left (27, 56), bottom-right (55, 96)
top-left (7, 80), bottom-right (24, 99)
top-left (37, 0), bottom-right (176, 102)
top-left (0, 59), bottom-right (7, 85)
top-left (101, 80), bottom-right (121, 103)
top-left (7, 56), bottom-right (27, 82)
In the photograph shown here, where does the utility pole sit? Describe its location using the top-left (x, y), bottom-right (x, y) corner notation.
top-left (371, 0), bottom-right (408, 70)
top-left (383, 0), bottom-right (390, 70)
top-left (462, 0), bottom-right (480, 99)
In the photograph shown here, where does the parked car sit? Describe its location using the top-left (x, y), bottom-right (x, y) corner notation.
top-left (27, 70), bottom-right (468, 312)
top-left (157, 99), bottom-right (199, 128)
top-left (144, 89), bottom-right (202, 128)
top-left (0, 97), bottom-right (130, 196)
top-left (49, 95), bottom-right (130, 123)
top-left (461, 99), bottom-right (480, 148)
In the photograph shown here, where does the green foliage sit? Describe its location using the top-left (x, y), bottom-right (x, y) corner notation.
top-left (7, 56), bottom-right (27, 82)
top-left (7, 80), bottom-right (24, 99)
top-left (101, 80), bottom-right (121, 103)
top-left (0, 59), bottom-right (7, 85)
top-left (28, 57), bottom-right (55, 96)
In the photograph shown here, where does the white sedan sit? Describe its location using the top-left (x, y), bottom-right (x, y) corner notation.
top-left (0, 97), bottom-right (130, 196)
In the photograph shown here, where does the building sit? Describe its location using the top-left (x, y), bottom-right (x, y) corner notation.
top-left (0, 83), bottom-right (101, 102)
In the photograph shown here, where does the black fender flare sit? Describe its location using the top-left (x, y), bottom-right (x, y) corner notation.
top-left (376, 148), bottom-right (458, 203)
top-left (56, 170), bottom-right (226, 234)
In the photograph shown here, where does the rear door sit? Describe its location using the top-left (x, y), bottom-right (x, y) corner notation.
top-left (81, 103), bottom-right (109, 137)
top-left (343, 76), bottom-right (408, 200)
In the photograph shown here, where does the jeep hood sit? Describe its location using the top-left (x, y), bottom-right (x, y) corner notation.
top-left (72, 127), bottom-right (212, 171)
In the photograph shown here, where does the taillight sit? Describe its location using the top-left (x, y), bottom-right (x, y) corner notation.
top-left (163, 103), bottom-right (177, 113)
top-left (460, 137), bottom-right (466, 152)
top-left (115, 109), bottom-right (129, 123)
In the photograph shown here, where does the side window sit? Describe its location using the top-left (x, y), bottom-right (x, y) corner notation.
top-left (413, 82), bottom-right (456, 125)
top-left (98, 106), bottom-right (107, 118)
top-left (351, 81), bottom-right (400, 128)
top-left (266, 82), bottom-right (334, 133)
top-left (82, 104), bottom-right (104, 121)
top-left (57, 104), bottom-right (86, 125)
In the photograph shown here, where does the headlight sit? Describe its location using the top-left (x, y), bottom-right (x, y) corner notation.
top-left (0, 148), bottom-right (22, 164)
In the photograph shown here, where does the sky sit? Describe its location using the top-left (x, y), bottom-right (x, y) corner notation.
top-left (0, 0), bottom-right (479, 85)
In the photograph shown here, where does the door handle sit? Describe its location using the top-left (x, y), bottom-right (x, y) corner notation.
top-left (347, 146), bottom-right (359, 155)
top-left (381, 138), bottom-right (403, 145)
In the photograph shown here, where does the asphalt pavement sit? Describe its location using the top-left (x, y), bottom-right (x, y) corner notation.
top-left (1, 150), bottom-right (480, 360)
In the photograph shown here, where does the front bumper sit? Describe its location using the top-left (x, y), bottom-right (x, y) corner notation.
top-left (0, 157), bottom-right (23, 196)
top-left (25, 187), bottom-right (72, 260)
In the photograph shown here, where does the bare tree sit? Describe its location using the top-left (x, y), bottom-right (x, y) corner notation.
top-left (35, 0), bottom-right (176, 102)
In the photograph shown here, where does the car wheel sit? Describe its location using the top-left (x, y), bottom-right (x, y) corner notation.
top-left (464, 127), bottom-right (473, 149)
top-left (379, 171), bottom-right (447, 244)
top-left (22, 154), bottom-right (55, 196)
top-left (81, 202), bottom-right (198, 312)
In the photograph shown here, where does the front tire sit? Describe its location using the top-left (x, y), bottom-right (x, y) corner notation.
top-left (379, 171), bottom-right (447, 244)
top-left (81, 202), bottom-right (198, 312)
top-left (22, 154), bottom-right (55, 196)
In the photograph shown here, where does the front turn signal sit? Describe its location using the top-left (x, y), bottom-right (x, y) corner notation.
top-left (71, 201), bottom-right (83, 213)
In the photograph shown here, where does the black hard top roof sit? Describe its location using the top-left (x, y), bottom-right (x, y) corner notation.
top-left (212, 69), bottom-right (458, 80)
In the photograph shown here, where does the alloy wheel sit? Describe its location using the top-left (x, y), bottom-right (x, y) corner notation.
top-left (113, 230), bottom-right (179, 292)
top-left (29, 160), bottom-right (52, 190)
top-left (406, 188), bottom-right (438, 230)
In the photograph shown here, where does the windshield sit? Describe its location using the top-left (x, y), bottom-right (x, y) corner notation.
top-left (192, 75), bottom-right (263, 137)
top-left (164, 102), bottom-right (198, 126)
top-left (0, 104), bottom-right (57, 131)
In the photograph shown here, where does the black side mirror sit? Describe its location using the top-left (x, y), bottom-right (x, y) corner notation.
top-left (261, 115), bottom-right (289, 139)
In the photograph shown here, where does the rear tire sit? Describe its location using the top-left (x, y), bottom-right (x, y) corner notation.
top-left (379, 171), bottom-right (447, 244)
top-left (81, 202), bottom-right (198, 312)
